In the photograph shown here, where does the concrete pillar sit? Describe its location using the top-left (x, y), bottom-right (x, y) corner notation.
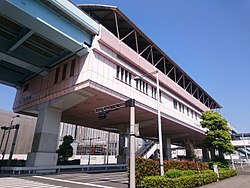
top-left (185, 140), bottom-right (194, 160)
top-left (26, 105), bottom-right (62, 167)
top-left (202, 147), bottom-right (210, 162)
top-left (117, 127), bottom-right (129, 164)
top-left (163, 137), bottom-right (172, 160)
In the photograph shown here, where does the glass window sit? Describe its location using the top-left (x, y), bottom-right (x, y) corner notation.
top-left (116, 65), bottom-right (120, 78)
top-left (54, 67), bottom-right (60, 84)
top-left (173, 100), bottom-right (178, 109)
top-left (70, 60), bottom-right (75, 77)
top-left (62, 63), bottom-right (67, 80)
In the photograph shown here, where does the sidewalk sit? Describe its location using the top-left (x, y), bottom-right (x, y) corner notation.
top-left (200, 166), bottom-right (250, 188)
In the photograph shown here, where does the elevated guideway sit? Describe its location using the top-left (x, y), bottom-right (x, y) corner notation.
top-left (231, 133), bottom-right (250, 148)
top-left (0, 0), bottom-right (99, 88)
top-left (231, 139), bottom-right (250, 148)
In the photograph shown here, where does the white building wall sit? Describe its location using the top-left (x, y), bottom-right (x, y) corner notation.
top-left (74, 37), bottom-right (205, 132)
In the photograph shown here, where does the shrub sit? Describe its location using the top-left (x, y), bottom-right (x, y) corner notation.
top-left (165, 169), bottom-right (183, 178)
top-left (131, 157), bottom-right (209, 185)
top-left (209, 156), bottom-right (229, 169)
top-left (218, 169), bottom-right (237, 180)
top-left (143, 171), bottom-right (218, 188)
top-left (57, 159), bottom-right (80, 165)
top-left (0, 159), bottom-right (26, 167)
top-left (182, 170), bottom-right (196, 176)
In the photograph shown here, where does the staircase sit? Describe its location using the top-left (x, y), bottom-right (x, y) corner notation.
top-left (136, 140), bottom-right (159, 159)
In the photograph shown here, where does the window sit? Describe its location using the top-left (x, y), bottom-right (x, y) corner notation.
top-left (120, 68), bottom-right (124, 81)
top-left (151, 86), bottom-right (157, 99)
top-left (187, 108), bottom-right (190, 116)
top-left (173, 100), bottom-right (178, 109)
top-left (62, 63), bottom-right (67, 80)
top-left (23, 83), bottom-right (29, 92)
top-left (54, 67), bottom-right (60, 84)
top-left (116, 65), bottom-right (120, 78)
top-left (70, 60), bottom-right (75, 77)
top-left (125, 70), bottom-right (128, 83)
top-left (116, 65), bottom-right (132, 86)
top-left (129, 73), bottom-right (132, 85)
top-left (179, 103), bottom-right (182, 112)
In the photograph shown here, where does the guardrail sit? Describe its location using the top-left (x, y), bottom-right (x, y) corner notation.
top-left (1, 164), bottom-right (127, 175)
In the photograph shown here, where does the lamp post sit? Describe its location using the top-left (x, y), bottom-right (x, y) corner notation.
top-left (0, 115), bottom-right (20, 162)
top-left (94, 99), bottom-right (136, 188)
top-left (134, 70), bottom-right (164, 176)
top-left (83, 137), bottom-right (100, 165)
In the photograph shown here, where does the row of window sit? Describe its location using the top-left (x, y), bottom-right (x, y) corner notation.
top-left (173, 100), bottom-right (200, 120)
top-left (117, 65), bottom-right (200, 121)
top-left (116, 65), bottom-right (161, 100)
top-left (54, 60), bottom-right (76, 84)
top-left (116, 65), bottom-right (132, 85)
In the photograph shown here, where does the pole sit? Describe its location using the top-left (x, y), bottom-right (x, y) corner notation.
top-left (88, 138), bottom-right (92, 165)
top-left (107, 132), bottom-right (110, 164)
top-left (7, 124), bottom-right (20, 166)
top-left (156, 71), bottom-right (164, 176)
top-left (130, 106), bottom-right (135, 188)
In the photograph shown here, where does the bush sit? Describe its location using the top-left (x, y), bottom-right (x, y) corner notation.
top-left (0, 159), bottom-right (26, 167)
top-left (218, 169), bottom-right (237, 180)
top-left (57, 159), bottom-right (80, 165)
top-left (165, 169), bottom-right (183, 178)
top-left (209, 156), bottom-right (229, 169)
top-left (130, 157), bottom-right (209, 185)
top-left (143, 171), bottom-right (218, 188)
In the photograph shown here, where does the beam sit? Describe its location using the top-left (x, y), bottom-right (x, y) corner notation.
top-left (0, 52), bottom-right (43, 73)
top-left (0, 0), bottom-right (95, 56)
top-left (8, 30), bottom-right (34, 53)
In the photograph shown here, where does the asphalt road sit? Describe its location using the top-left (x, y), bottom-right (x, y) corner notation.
top-left (0, 171), bottom-right (128, 188)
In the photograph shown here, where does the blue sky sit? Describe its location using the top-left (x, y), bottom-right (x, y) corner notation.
top-left (0, 0), bottom-right (249, 132)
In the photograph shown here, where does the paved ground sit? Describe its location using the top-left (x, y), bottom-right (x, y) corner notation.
top-left (200, 166), bottom-right (250, 188)
top-left (0, 166), bottom-right (250, 188)
top-left (0, 171), bottom-right (128, 188)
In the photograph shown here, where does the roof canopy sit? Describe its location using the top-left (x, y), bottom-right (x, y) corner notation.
top-left (79, 4), bottom-right (221, 109)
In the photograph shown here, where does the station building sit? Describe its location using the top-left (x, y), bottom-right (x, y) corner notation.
top-left (0, 1), bottom-right (221, 166)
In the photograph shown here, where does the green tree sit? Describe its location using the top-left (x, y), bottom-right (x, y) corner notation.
top-left (57, 135), bottom-right (74, 163)
top-left (201, 111), bottom-right (234, 159)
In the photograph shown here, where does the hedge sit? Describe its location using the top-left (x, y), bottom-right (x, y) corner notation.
top-left (218, 169), bottom-right (237, 180)
top-left (131, 157), bottom-right (209, 185)
top-left (143, 171), bottom-right (218, 188)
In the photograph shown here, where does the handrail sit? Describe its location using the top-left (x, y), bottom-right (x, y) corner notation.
top-left (1, 164), bottom-right (127, 175)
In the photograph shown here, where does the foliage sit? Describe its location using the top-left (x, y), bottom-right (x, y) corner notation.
top-left (143, 171), bottom-right (218, 188)
top-left (131, 157), bottom-right (208, 185)
top-left (201, 111), bottom-right (234, 157)
top-left (57, 159), bottom-right (80, 165)
top-left (209, 156), bottom-right (230, 169)
top-left (218, 169), bottom-right (237, 180)
top-left (56, 135), bottom-right (74, 164)
top-left (0, 159), bottom-right (26, 167)
top-left (165, 169), bottom-right (183, 178)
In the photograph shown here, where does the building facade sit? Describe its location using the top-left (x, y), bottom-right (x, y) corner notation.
top-left (0, 2), bottom-right (221, 166)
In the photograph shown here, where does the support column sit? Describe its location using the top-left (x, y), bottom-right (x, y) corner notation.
top-left (26, 105), bottom-right (62, 167)
top-left (185, 140), bottom-right (195, 160)
top-left (163, 137), bottom-right (172, 160)
top-left (117, 127), bottom-right (129, 164)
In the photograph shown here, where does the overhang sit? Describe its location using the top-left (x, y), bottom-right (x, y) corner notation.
top-left (79, 4), bottom-right (221, 109)
top-left (0, 0), bottom-right (99, 88)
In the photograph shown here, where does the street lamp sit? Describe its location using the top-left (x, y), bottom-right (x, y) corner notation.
top-left (134, 70), bottom-right (164, 176)
top-left (83, 137), bottom-right (100, 165)
top-left (94, 99), bottom-right (136, 188)
top-left (0, 115), bottom-right (20, 162)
